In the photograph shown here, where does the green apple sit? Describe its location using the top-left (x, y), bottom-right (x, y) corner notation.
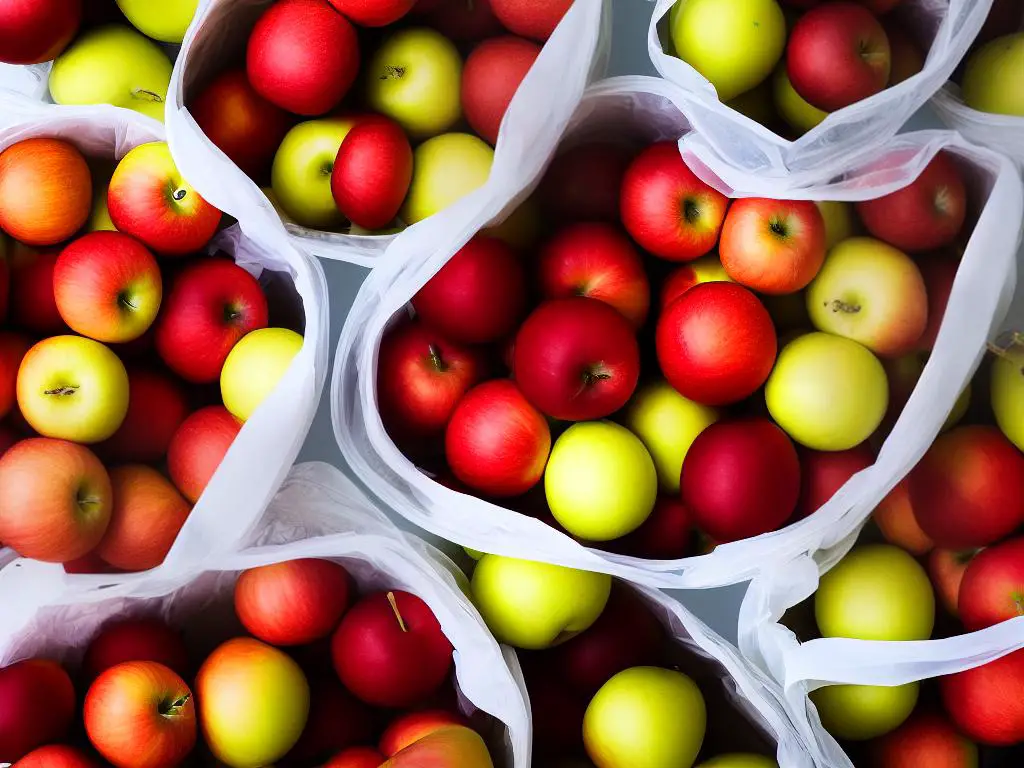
top-left (115, 0), bottom-right (199, 44)
top-left (625, 381), bottom-right (718, 493)
top-left (992, 345), bottom-right (1024, 451)
top-left (773, 65), bottom-right (828, 135)
top-left (962, 33), bottom-right (1024, 116)
top-left (816, 201), bottom-right (856, 251)
top-left (366, 27), bottom-right (462, 139)
top-left (221, 328), bottom-right (303, 423)
top-left (49, 25), bottom-right (173, 122)
top-left (765, 332), bottom-right (888, 451)
top-left (672, 0), bottom-right (786, 102)
top-left (470, 555), bottom-right (611, 650)
top-left (815, 544), bottom-right (934, 641)
top-left (584, 667), bottom-right (706, 768)
top-left (697, 756), bottom-right (777, 768)
top-left (810, 682), bottom-right (919, 741)
top-left (402, 133), bottom-right (493, 225)
top-left (271, 118), bottom-right (360, 230)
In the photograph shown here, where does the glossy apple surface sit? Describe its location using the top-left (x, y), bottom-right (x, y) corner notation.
top-left (332, 115), bottom-right (412, 230)
top-left (795, 445), bottom-right (873, 520)
top-left (811, 682), bottom-right (918, 741)
top-left (379, 710), bottom-right (468, 756)
top-left (220, 327), bottom-right (303, 423)
top-left (83, 618), bottom-right (189, 681)
top-left (98, 369), bottom-right (188, 464)
top-left (941, 650), bottom-right (1024, 745)
top-left (0, 659), bottom-right (76, 762)
top-left (992, 347), bottom-right (1024, 451)
top-left (167, 405), bottom-right (242, 504)
top-left (871, 710), bottom-right (978, 768)
top-left (115, 0), bottom-right (198, 43)
top-left (490, 0), bottom-right (571, 40)
top-left (381, 725), bottom-right (493, 767)
top-left (329, 0), bottom-right (416, 26)
top-left (0, 0), bottom-right (81, 64)
top-left (958, 537), bottom-right (1024, 630)
top-left (461, 36), bottom-right (540, 145)
top-left (402, 133), bottom-right (493, 225)
top-left (928, 547), bottom-right (977, 617)
top-left (873, 479), bottom-right (934, 556)
top-left (13, 744), bottom-right (98, 768)
top-left (659, 253), bottom-right (733, 309)
top-left (773, 65), bottom-right (829, 135)
top-left (963, 33), bottom-right (1024, 117)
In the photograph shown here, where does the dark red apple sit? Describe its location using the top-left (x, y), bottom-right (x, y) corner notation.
top-left (418, 0), bottom-right (503, 41)
top-left (539, 142), bottom-right (633, 223)
top-left (941, 650), bottom-right (1024, 745)
top-left (489, 0), bottom-right (572, 41)
top-left (0, 332), bottom-right (30, 421)
top-left (0, 659), bottom-right (75, 762)
top-left (9, 248), bottom-right (65, 335)
top-left (332, 115), bottom-right (413, 230)
top-left (958, 537), bottom-right (1024, 631)
top-left (461, 36), bottom-right (541, 146)
top-left (166, 405), bottom-right (243, 504)
top-left (915, 255), bottom-right (959, 351)
top-left (328, 0), bottom-right (416, 26)
top-left (794, 444), bottom-right (874, 520)
top-left (871, 710), bottom-right (979, 768)
top-left (611, 495), bottom-right (695, 560)
top-left (0, 0), bottom-right (81, 65)
top-left (284, 679), bottom-right (374, 765)
top-left (97, 369), bottom-right (189, 464)
top-left (82, 618), bottom-right (190, 681)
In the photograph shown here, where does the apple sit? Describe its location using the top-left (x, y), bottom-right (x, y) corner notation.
top-left (327, 748), bottom-right (386, 768)
top-left (856, 152), bottom-right (967, 252)
top-left (726, 80), bottom-right (776, 127)
top-left (0, 333), bottom-right (30, 420)
top-left (167, 405), bottom-right (242, 503)
top-left (613, 495), bottom-right (695, 560)
top-left (17, 335), bottom-right (129, 443)
top-left (0, 138), bottom-right (91, 246)
top-left (992, 345), bottom-right (1024, 451)
top-left (815, 544), bottom-right (934, 640)
top-left (811, 682), bottom-right (919, 741)
top-left (0, 0), bottom-right (80, 64)
top-left (958, 537), bottom-right (1024, 630)
top-left (381, 725), bottom-right (493, 767)
top-left (525, 670), bottom-right (587, 758)
top-left (795, 445), bottom-right (874, 520)
top-left (873, 479), bottom-right (934, 555)
top-left (871, 711), bottom-right (979, 768)
top-left (49, 25), bottom-right (173, 121)
top-left (697, 756), bottom-right (777, 768)
top-left (942, 650), bottom-right (1024, 745)
top-left (490, 0), bottom-right (571, 40)
top-left (331, 115), bottom-right (413, 231)
top-left (366, 28), bottom-right (462, 138)
top-left (83, 618), bottom-right (189, 681)
top-left (884, 18), bottom-right (925, 86)
top-left (962, 33), bottom-right (1024, 116)
top-left (719, 197), bottom-right (826, 294)
top-left (908, 426), bottom-right (1024, 548)
top-left (235, 558), bottom-right (351, 646)
top-left (0, 425), bottom-right (19, 459)
top-left (197, 638), bottom-right (310, 767)
top-left (331, 590), bottom-right (453, 708)
top-left (773, 65), bottom-right (829, 135)
top-left (539, 142), bottom-right (632, 223)
top-left (155, 259), bottom-right (268, 383)
top-left (8, 248), bottom-right (65, 334)
top-left (462, 36), bottom-right (541, 146)
top-left (481, 194), bottom-right (541, 248)
top-left (287, 680), bottom-right (373, 764)
top-left (411, 235), bottom-right (526, 345)
top-left (98, 368), bottom-right (188, 464)
top-left (470, 555), bottom-right (611, 649)
top-left (379, 710), bottom-right (467, 756)
top-left (584, 667), bottom-right (706, 768)
top-left (330, 0), bottom-right (415, 25)
top-left (115, 0), bottom-right (197, 43)
top-left (928, 547), bottom-right (977, 617)
top-left (403, 133), bottom-right (494, 224)
top-left (13, 745), bottom-right (98, 768)
top-left (221, 327), bottom-right (303, 422)
top-left (817, 200), bottom-right (856, 250)
top-left (671, 0), bottom-right (786, 102)
top-left (84, 661), bottom-right (195, 768)
top-left (656, 282), bottom-right (776, 406)
top-left (659, 254), bottom-right (733, 309)
top-left (0, 659), bottom-right (76, 762)
top-left (915, 255), bottom-right (959, 351)
top-left (418, 0), bottom-right (503, 41)
top-left (190, 69), bottom-right (293, 179)
top-left (620, 142), bottom-right (729, 262)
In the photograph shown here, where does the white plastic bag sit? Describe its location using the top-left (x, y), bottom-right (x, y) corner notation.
top-left (0, 62), bottom-right (51, 100)
top-left (932, 85), bottom-right (1024, 167)
top-left (165, 0), bottom-right (612, 267)
top-left (0, 97), bottom-right (331, 585)
top-left (647, 0), bottom-right (994, 187)
top-left (0, 462), bottom-right (532, 768)
top-left (331, 74), bottom-right (1023, 589)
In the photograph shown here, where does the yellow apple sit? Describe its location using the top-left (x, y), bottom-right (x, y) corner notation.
top-left (773, 66), bottom-right (828, 135)
top-left (115, 0), bottom-right (199, 44)
top-left (992, 346), bottom-right (1024, 451)
top-left (698, 756), bottom-right (777, 768)
top-left (962, 33), bottom-right (1024, 117)
top-left (810, 682), bottom-right (919, 741)
top-left (625, 380), bottom-right (718, 493)
top-left (401, 133), bottom-right (493, 225)
top-left (816, 201), bottom-right (856, 251)
top-left (220, 328), bottom-right (303, 423)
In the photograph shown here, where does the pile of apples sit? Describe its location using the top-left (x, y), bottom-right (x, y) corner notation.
top-left (185, 0), bottom-right (574, 234)
top-left (666, 0), bottom-right (927, 137)
top-left (0, 135), bottom-right (303, 572)
top-left (377, 133), bottom-right (973, 560)
top-left (0, 557), bottom-right (501, 768)
top-left (950, 0), bottom-right (1024, 119)
top-left (468, 553), bottom-right (779, 767)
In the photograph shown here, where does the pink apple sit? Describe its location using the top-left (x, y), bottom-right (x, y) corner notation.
top-left (83, 618), bottom-right (190, 682)
top-left (97, 368), bottom-right (189, 464)
top-left (332, 115), bottom-right (413, 230)
top-left (0, 0), bottom-right (81, 64)
top-left (539, 142), bottom-right (633, 223)
top-left (958, 537), bottom-right (1024, 630)
top-left (166, 406), bottom-right (242, 504)
top-left (461, 35), bottom-right (541, 146)
top-left (0, 332), bottom-right (30, 420)
top-left (0, 659), bottom-right (76, 762)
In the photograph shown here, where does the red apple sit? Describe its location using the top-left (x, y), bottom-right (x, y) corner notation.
top-left (84, 661), bottom-right (196, 768)
top-left (681, 418), bottom-right (801, 543)
top-left (461, 36), bottom-right (541, 145)
top-left (856, 152), bottom-right (967, 252)
top-left (719, 198), bottom-right (827, 294)
top-left (83, 618), bottom-right (190, 681)
top-left (380, 710), bottom-right (468, 756)
top-left (332, 115), bottom-right (413, 230)
top-left (612, 495), bottom-right (694, 560)
top-left (0, 438), bottom-right (111, 562)
top-left (795, 445), bottom-right (874, 521)
top-left (958, 537), bottom-right (1024, 630)
top-left (189, 68), bottom-right (293, 179)
top-left (248, 0), bottom-right (360, 115)
top-left (235, 558), bottom-right (352, 646)
top-left (539, 142), bottom-right (633, 223)
top-left (418, 0), bottom-right (502, 41)
top-left (326, 747), bottom-right (385, 768)
top-left (0, 659), bottom-right (75, 762)
top-left (915, 255), bottom-right (958, 351)
top-left (871, 710), bottom-right (979, 768)
top-left (8, 248), bottom-right (65, 335)
top-left (331, 590), bottom-right (454, 708)
top-left (656, 282), bottom-right (777, 406)
top-left (444, 379), bottom-right (551, 497)
top-left (285, 679), bottom-right (374, 765)
top-left (928, 547), bottom-right (978, 617)
top-left (620, 142), bottom-right (729, 262)
top-left (659, 257), bottom-right (732, 309)
top-left (908, 426), bottom-right (1024, 548)
top-left (941, 650), bottom-right (1024, 745)
top-left (884, 18), bottom-right (924, 86)
top-left (166, 405), bottom-right (242, 504)
top-left (0, 332), bottom-right (30, 420)
top-left (381, 725), bottom-right (491, 767)
top-left (513, 297), bottom-right (640, 420)
top-left (874, 479), bottom-right (934, 556)
top-left (787, 2), bottom-right (891, 112)
top-left (489, 0), bottom-right (572, 41)
top-left (98, 369), bottom-right (189, 464)
top-left (411, 235), bottom-right (526, 345)
top-left (0, 0), bottom-right (81, 64)
top-left (94, 465), bottom-right (192, 572)
top-left (328, 0), bottom-right (415, 26)
top-left (13, 745), bottom-right (98, 768)
top-left (155, 259), bottom-right (269, 383)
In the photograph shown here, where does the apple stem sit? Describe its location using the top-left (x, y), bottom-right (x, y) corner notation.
top-left (428, 344), bottom-right (448, 373)
top-left (582, 369), bottom-right (612, 387)
top-left (44, 386), bottom-right (78, 396)
top-left (172, 188), bottom-right (187, 201)
top-left (160, 693), bottom-right (191, 718)
top-left (380, 65), bottom-right (406, 80)
top-left (829, 299), bottom-right (861, 314)
top-left (987, 331), bottom-right (1024, 360)
top-left (131, 88), bottom-right (164, 103)
top-left (387, 591), bottom-right (409, 633)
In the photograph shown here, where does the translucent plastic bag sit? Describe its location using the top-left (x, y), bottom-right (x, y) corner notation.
top-left (165, 0), bottom-right (611, 267)
top-left (648, 0), bottom-right (994, 187)
top-left (0, 462), bottom-right (532, 768)
top-left (932, 85), bottom-right (1024, 167)
top-left (331, 74), bottom-right (1022, 589)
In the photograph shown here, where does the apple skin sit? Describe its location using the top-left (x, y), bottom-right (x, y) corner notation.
top-left (220, 327), bottom-right (303, 423)
top-left (461, 36), bottom-right (541, 146)
top-left (490, 0), bottom-right (571, 41)
top-left (884, 18), bottom-right (925, 87)
top-left (963, 33), bottom-right (1024, 117)
top-left (190, 69), bottom-right (293, 179)
top-left (402, 133), bottom-right (494, 225)
top-left (197, 638), bottom-right (310, 768)
top-left (817, 200), bottom-right (856, 250)
top-left (787, 2), bottom-right (891, 112)
top-left (773, 65), bottom-right (829, 135)
top-left (656, 282), bottom-right (777, 407)
top-left (958, 537), bottom-right (1024, 630)
top-left (83, 618), bottom-right (190, 681)
top-left (0, 138), bottom-right (92, 247)
top-left (331, 590), bottom-right (453, 708)
top-left (167, 406), bottom-right (242, 504)
top-left (0, 659), bottom-right (76, 762)
top-left (873, 479), bottom-right (934, 555)
top-left (908, 426), bottom-right (1024, 548)
top-left (8, 248), bottom-right (66, 335)
top-left (326, 748), bottom-right (385, 768)
top-left (612, 495), bottom-right (695, 560)
top-left (329, 0), bottom-right (415, 26)
top-left (247, 0), bottom-right (360, 116)
top-left (418, 0), bottom-right (503, 41)
top-left (538, 222), bottom-right (651, 328)
top-left (411, 235), bottom-right (526, 345)
top-left (13, 745), bottom-right (98, 768)
top-left (0, 0), bottom-right (81, 64)
top-left (928, 547), bottom-right (977, 617)
top-left (697, 756), bottom-right (777, 768)
top-left (871, 710), bottom-right (979, 768)
top-left (114, 0), bottom-right (198, 44)
top-left (941, 650), bottom-right (1024, 745)
top-left (84, 661), bottom-right (196, 768)
top-left (539, 142), bottom-right (633, 223)
top-left (915, 255), bottom-right (959, 351)
top-left (991, 347), bottom-right (1024, 452)
top-left (815, 544), bottom-right (934, 640)
top-left (719, 198), bottom-right (826, 294)
top-left (285, 680), bottom-right (374, 765)
top-left (794, 445), bottom-right (874, 520)
top-left (856, 153), bottom-right (967, 252)
top-left (154, 259), bottom-right (269, 384)
top-left (235, 558), bottom-right (352, 646)
top-left (620, 142), bottom-right (730, 262)
top-left (379, 710), bottom-right (467, 756)
top-left (470, 554), bottom-right (611, 650)
top-left (0, 333), bottom-right (30, 420)
top-left (380, 725), bottom-right (493, 767)
top-left (98, 369), bottom-right (189, 464)
top-left (332, 115), bottom-right (413, 230)
top-left (811, 682), bottom-right (919, 741)
top-left (659, 254), bottom-right (733, 309)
